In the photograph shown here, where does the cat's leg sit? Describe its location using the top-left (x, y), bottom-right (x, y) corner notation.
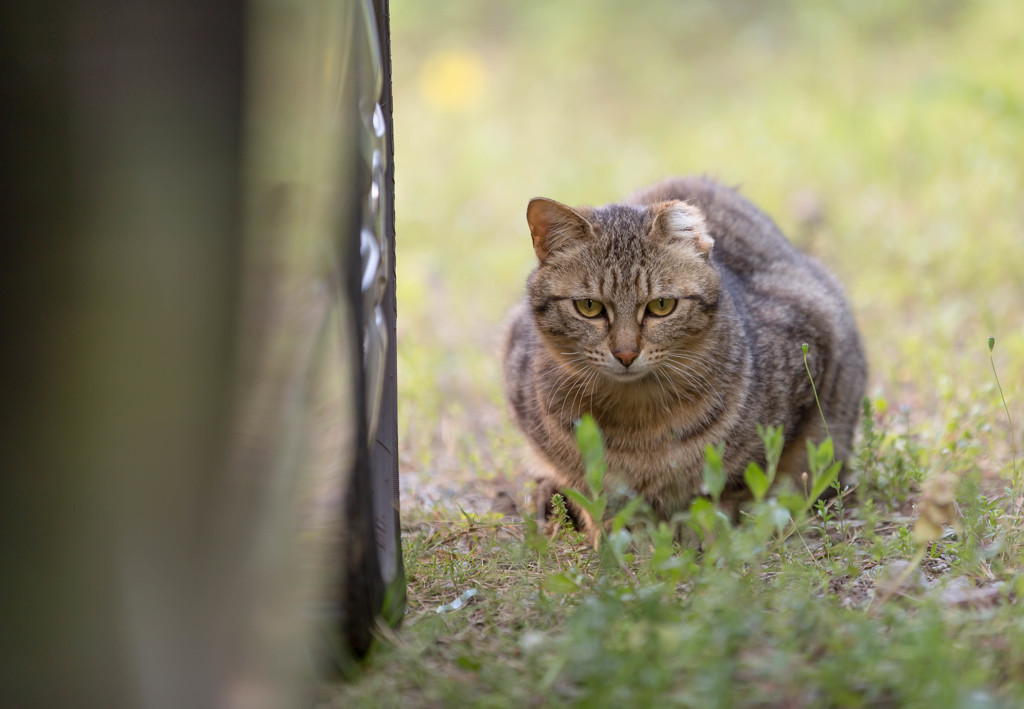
top-left (532, 479), bottom-right (602, 545)
top-left (535, 477), bottom-right (574, 526)
top-left (778, 413), bottom-right (851, 500)
top-left (718, 486), bottom-right (753, 521)
top-left (778, 423), bottom-right (814, 487)
top-left (822, 360), bottom-right (867, 491)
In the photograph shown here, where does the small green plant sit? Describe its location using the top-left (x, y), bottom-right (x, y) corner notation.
top-left (743, 423), bottom-right (783, 503)
top-left (548, 493), bottom-right (587, 554)
top-left (805, 437), bottom-right (843, 504)
top-left (799, 342), bottom-right (848, 540)
top-left (690, 442), bottom-right (733, 551)
top-left (955, 469), bottom-right (1005, 569)
top-left (989, 336), bottom-right (1020, 521)
top-left (560, 414), bottom-right (609, 542)
top-left (802, 342), bottom-right (831, 442)
top-left (702, 440), bottom-right (727, 503)
top-left (856, 398), bottom-right (924, 511)
top-left (555, 414), bottom-right (649, 580)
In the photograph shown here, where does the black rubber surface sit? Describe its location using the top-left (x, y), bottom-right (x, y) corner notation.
top-left (336, 0), bottom-right (404, 666)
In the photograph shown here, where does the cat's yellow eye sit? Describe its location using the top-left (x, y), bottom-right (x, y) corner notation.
top-left (574, 298), bottom-right (605, 318)
top-left (646, 298), bottom-right (677, 317)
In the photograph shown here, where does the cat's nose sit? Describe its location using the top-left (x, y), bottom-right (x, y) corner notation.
top-left (613, 349), bottom-right (639, 367)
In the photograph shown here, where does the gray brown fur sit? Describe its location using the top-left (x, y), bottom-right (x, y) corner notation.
top-left (503, 176), bottom-right (867, 527)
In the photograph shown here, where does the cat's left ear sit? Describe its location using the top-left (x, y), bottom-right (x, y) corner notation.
top-left (652, 201), bottom-right (713, 257)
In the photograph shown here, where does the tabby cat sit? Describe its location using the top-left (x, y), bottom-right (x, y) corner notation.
top-left (503, 176), bottom-right (867, 534)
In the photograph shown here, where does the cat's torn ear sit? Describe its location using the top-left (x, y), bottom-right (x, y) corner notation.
top-left (652, 201), bottom-right (713, 257)
top-left (527, 198), bottom-right (593, 262)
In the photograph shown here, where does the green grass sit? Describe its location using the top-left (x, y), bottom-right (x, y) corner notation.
top-left (334, 1), bottom-right (1024, 706)
top-left (335, 404), bottom-right (1024, 706)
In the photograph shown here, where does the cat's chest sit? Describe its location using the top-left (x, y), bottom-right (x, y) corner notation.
top-left (596, 415), bottom-right (701, 457)
top-left (596, 421), bottom-right (708, 502)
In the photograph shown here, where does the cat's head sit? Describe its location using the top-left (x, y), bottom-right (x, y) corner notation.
top-left (525, 197), bottom-right (721, 382)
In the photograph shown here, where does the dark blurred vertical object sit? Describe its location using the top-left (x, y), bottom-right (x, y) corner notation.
top-left (0, 0), bottom-right (396, 706)
top-left (0, 1), bottom-right (246, 706)
top-left (335, 0), bottom-right (405, 669)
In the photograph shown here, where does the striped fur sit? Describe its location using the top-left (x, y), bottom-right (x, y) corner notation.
top-left (503, 176), bottom-right (867, 527)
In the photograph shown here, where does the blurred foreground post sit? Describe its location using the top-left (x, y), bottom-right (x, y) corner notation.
top-left (0, 1), bottom-right (386, 706)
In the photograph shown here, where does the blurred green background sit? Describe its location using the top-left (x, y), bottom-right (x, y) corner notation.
top-left (390, 0), bottom-right (1023, 504)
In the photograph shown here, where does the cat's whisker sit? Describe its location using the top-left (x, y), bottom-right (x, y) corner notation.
top-left (550, 361), bottom-right (586, 378)
top-left (550, 361), bottom-right (589, 393)
top-left (664, 355), bottom-right (717, 385)
top-left (571, 372), bottom-right (590, 422)
top-left (655, 354), bottom-right (712, 387)
top-left (661, 354), bottom-right (718, 397)
top-left (550, 352), bottom-right (589, 373)
top-left (557, 366), bottom-right (596, 423)
top-left (585, 370), bottom-right (601, 411)
top-left (659, 368), bottom-right (686, 408)
top-left (546, 356), bottom-right (584, 392)
top-left (589, 369), bottom-right (601, 416)
top-left (663, 349), bottom-right (716, 374)
top-left (660, 371), bottom-right (709, 402)
top-left (651, 369), bottom-right (678, 413)
top-left (663, 358), bottom-right (713, 382)
top-left (560, 374), bottom-right (583, 422)
top-left (557, 377), bottom-right (581, 420)
top-left (658, 359), bottom-right (716, 399)
top-left (556, 381), bottom-right (579, 423)
top-left (572, 369), bottom-right (599, 421)
top-left (667, 375), bottom-right (688, 410)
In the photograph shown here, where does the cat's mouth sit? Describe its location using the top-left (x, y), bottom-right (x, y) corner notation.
top-left (607, 367), bottom-right (649, 382)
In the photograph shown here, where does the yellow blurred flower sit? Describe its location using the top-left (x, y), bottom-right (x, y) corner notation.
top-left (417, 49), bottom-right (485, 111)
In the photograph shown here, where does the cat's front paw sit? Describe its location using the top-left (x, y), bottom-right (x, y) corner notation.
top-left (533, 477), bottom-right (597, 541)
